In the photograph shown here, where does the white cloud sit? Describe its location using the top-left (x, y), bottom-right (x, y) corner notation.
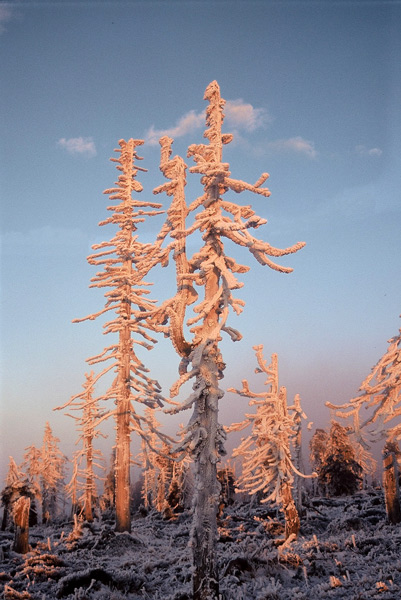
top-left (144, 99), bottom-right (268, 146)
top-left (267, 136), bottom-right (317, 158)
top-left (57, 136), bottom-right (97, 158)
top-left (225, 99), bottom-right (269, 132)
top-left (145, 110), bottom-right (205, 146)
top-left (0, 4), bottom-right (13, 34)
top-left (355, 144), bottom-right (383, 157)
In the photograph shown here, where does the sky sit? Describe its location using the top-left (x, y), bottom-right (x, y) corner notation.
top-left (1, 0), bottom-right (400, 485)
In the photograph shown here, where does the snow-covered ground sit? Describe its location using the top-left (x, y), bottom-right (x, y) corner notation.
top-left (1, 488), bottom-right (401, 599)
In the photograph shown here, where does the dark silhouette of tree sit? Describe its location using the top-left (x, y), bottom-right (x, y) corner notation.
top-left (316, 422), bottom-right (362, 496)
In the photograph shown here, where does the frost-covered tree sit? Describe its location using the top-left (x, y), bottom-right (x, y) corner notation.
top-left (138, 410), bottom-right (191, 516)
top-left (56, 372), bottom-right (106, 522)
top-left (316, 422), bottom-right (363, 496)
top-left (152, 82), bottom-right (305, 598)
top-left (229, 347), bottom-right (311, 539)
top-left (73, 139), bottom-right (166, 532)
top-left (138, 409), bottom-right (159, 510)
top-left (290, 393), bottom-right (310, 510)
top-left (327, 323), bottom-right (401, 446)
top-left (21, 445), bottom-right (42, 525)
top-left (40, 422), bottom-right (66, 523)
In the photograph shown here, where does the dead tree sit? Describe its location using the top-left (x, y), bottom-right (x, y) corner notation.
top-left (153, 82), bottom-right (304, 599)
top-left (72, 139), bottom-right (166, 532)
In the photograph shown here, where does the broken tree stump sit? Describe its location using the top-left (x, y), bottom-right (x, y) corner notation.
top-left (12, 496), bottom-right (31, 554)
top-left (382, 450), bottom-right (401, 524)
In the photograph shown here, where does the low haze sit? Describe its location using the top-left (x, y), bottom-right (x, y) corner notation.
top-left (1, 0), bottom-right (400, 484)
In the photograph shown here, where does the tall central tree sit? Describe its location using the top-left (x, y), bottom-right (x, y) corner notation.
top-left (153, 81), bottom-right (305, 600)
top-left (74, 139), bottom-right (165, 532)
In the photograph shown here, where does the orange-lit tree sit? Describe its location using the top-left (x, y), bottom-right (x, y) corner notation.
top-left (73, 139), bottom-right (165, 532)
top-left (153, 82), bottom-right (305, 599)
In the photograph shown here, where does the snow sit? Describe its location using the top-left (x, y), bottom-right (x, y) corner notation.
top-left (2, 488), bottom-right (401, 599)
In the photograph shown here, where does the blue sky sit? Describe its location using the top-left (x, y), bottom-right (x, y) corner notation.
top-left (1, 0), bottom-right (400, 483)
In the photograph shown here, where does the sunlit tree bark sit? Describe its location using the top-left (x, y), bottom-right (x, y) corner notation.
top-left (12, 496), bottom-right (30, 554)
top-left (382, 442), bottom-right (401, 524)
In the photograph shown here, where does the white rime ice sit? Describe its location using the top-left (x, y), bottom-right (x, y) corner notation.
top-left (152, 81), bottom-right (304, 599)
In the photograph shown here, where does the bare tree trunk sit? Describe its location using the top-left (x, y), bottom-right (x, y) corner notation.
top-left (281, 481), bottom-right (300, 539)
top-left (115, 394), bottom-right (131, 532)
top-left (278, 389), bottom-right (300, 539)
top-left (12, 496), bottom-right (30, 554)
top-left (85, 438), bottom-right (94, 522)
top-left (192, 349), bottom-right (221, 600)
top-left (383, 450), bottom-right (401, 524)
top-left (115, 272), bottom-right (132, 532)
top-left (192, 230), bottom-right (225, 596)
